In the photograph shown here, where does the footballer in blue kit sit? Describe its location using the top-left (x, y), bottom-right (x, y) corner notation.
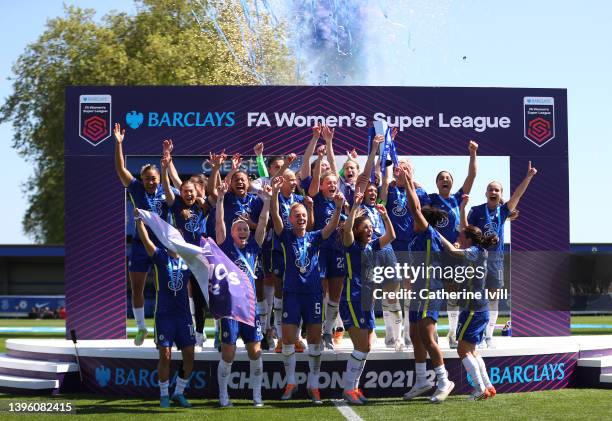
top-left (159, 150), bottom-right (211, 348)
top-left (308, 129), bottom-right (382, 351)
top-left (271, 173), bottom-right (343, 404)
top-left (436, 194), bottom-right (499, 400)
top-left (340, 189), bottom-right (396, 404)
top-left (214, 179), bottom-right (271, 408)
top-left (134, 209), bottom-right (194, 408)
top-left (428, 140), bottom-right (479, 348)
top-left (379, 159), bottom-right (430, 351)
top-left (467, 161), bottom-right (538, 347)
top-left (400, 167), bottom-right (455, 404)
top-left (114, 123), bottom-right (177, 346)
top-left (268, 170), bottom-right (312, 352)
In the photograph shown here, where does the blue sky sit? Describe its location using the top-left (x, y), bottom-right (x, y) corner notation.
top-left (1, 1), bottom-right (610, 243)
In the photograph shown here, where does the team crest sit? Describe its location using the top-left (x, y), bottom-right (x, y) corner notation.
top-left (184, 212), bottom-right (201, 233)
top-left (392, 201), bottom-right (407, 217)
top-left (436, 216), bottom-right (449, 228)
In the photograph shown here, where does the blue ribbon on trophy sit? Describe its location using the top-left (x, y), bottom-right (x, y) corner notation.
top-left (368, 120), bottom-right (399, 181)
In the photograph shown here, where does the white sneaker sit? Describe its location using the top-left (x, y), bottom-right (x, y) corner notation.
top-left (403, 383), bottom-right (432, 400)
top-left (485, 337), bottom-right (495, 349)
top-left (385, 336), bottom-right (396, 348)
top-left (404, 336), bottom-right (412, 348)
top-left (253, 390), bottom-right (264, 407)
top-left (195, 332), bottom-right (204, 348)
top-left (394, 339), bottom-right (404, 352)
top-left (219, 394), bottom-right (233, 408)
top-left (430, 381), bottom-right (455, 403)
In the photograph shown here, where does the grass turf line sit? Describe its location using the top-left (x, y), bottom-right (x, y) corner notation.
top-left (0, 390), bottom-right (611, 421)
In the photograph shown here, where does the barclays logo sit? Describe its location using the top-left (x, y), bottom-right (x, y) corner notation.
top-left (123, 110), bottom-right (235, 129)
top-left (125, 111), bottom-right (144, 129)
top-left (95, 364), bottom-right (111, 388)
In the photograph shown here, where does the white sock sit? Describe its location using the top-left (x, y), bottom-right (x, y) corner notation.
top-left (133, 307), bottom-right (146, 330)
top-left (273, 297), bottom-right (283, 341)
top-left (434, 364), bottom-right (450, 389)
top-left (447, 307), bottom-right (459, 338)
top-left (175, 376), bottom-right (189, 395)
top-left (335, 313), bottom-right (344, 331)
top-left (354, 351), bottom-right (368, 390)
top-left (257, 301), bottom-right (268, 337)
top-left (403, 299), bottom-right (411, 341)
top-left (159, 379), bottom-right (169, 397)
top-left (250, 357), bottom-right (263, 396)
top-left (415, 362), bottom-right (428, 387)
top-left (475, 355), bottom-right (492, 388)
top-left (391, 311), bottom-right (402, 342)
top-left (323, 301), bottom-right (339, 335)
top-left (264, 286), bottom-right (274, 330)
top-left (345, 350), bottom-right (366, 391)
top-left (307, 343), bottom-right (322, 389)
top-left (217, 360), bottom-right (232, 398)
top-left (486, 311), bottom-right (499, 339)
top-left (282, 344), bottom-right (296, 385)
top-left (462, 355), bottom-right (484, 393)
top-left (383, 310), bottom-right (394, 340)
top-left (189, 297), bottom-right (195, 316)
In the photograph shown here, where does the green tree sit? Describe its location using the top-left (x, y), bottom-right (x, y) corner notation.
top-left (0, 0), bottom-right (297, 243)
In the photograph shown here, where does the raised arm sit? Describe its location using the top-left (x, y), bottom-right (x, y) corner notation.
top-left (270, 177), bottom-right (284, 235)
top-left (255, 186), bottom-right (272, 246)
top-left (379, 165), bottom-right (392, 204)
top-left (506, 161), bottom-right (538, 212)
top-left (356, 134), bottom-right (384, 193)
top-left (322, 192), bottom-right (344, 240)
top-left (254, 142), bottom-right (268, 178)
top-left (162, 139), bottom-right (182, 189)
top-left (322, 125), bottom-right (338, 176)
top-left (215, 182), bottom-right (228, 245)
top-left (375, 204), bottom-right (396, 248)
top-left (223, 153), bottom-right (242, 185)
top-left (308, 145), bottom-right (325, 198)
top-left (134, 209), bottom-right (156, 257)
top-left (299, 125), bottom-right (321, 180)
top-left (272, 153), bottom-right (297, 178)
top-left (462, 140), bottom-right (478, 194)
top-left (207, 151), bottom-right (226, 201)
top-left (114, 123), bottom-right (133, 187)
top-left (343, 191), bottom-right (363, 247)
top-left (404, 168), bottom-right (428, 232)
top-left (304, 196), bottom-right (314, 231)
top-left (160, 154), bottom-right (175, 207)
top-left (459, 194), bottom-right (469, 231)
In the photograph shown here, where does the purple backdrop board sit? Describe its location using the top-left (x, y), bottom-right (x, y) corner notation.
top-left (77, 353), bottom-right (577, 398)
top-left (65, 86), bottom-right (569, 339)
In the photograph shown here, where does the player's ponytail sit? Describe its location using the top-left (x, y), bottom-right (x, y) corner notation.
top-left (463, 225), bottom-right (499, 249)
top-left (421, 206), bottom-right (448, 227)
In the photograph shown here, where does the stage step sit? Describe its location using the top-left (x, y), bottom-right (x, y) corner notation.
top-left (0, 374), bottom-right (58, 390)
top-left (0, 354), bottom-right (78, 373)
top-left (576, 356), bottom-right (612, 388)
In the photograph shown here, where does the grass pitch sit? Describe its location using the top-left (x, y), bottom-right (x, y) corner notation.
top-left (0, 389), bottom-right (611, 420)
